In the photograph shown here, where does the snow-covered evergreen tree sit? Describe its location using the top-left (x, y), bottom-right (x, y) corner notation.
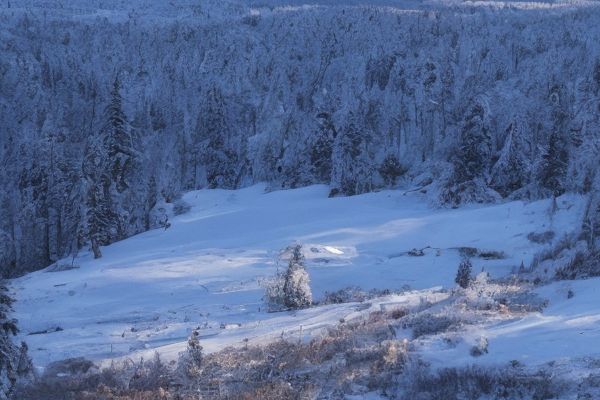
top-left (490, 118), bottom-right (532, 197)
top-left (103, 79), bottom-right (136, 193)
top-left (441, 100), bottom-right (495, 205)
top-left (454, 101), bottom-right (492, 185)
top-left (0, 282), bottom-right (32, 399)
top-left (196, 86), bottom-right (238, 189)
top-left (331, 112), bottom-right (374, 196)
top-left (538, 130), bottom-right (568, 197)
top-left (282, 245), bottom-right (312, 309)
top-left (179, 328), bottom-right (203, 379)
top-left (310, 112), bottom-right (336, 184)
top-left (582, 173), bottom-right (600, 250)
top-left (85, 177), bottom-right (116, 259)
top-left (455, 259), bottom-right (473, 289)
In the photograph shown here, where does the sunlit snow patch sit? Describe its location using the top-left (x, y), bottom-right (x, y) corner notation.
top-left (324, 246), bottom-right (344, 255)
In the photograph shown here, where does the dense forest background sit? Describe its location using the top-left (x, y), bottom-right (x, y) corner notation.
top-left (2, 0), bottom-right (600, 276)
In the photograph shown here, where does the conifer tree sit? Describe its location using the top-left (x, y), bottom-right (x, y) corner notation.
top-left (85, 176), bottom-right (115, 259)
top-left (82, 78), bottom-right (136, 259)
top-left (310, 112), bottom-right (336, 183)
top-left (491, 119), bottom-right (531, 197)
top-left (282, 245), bottom-right (312, 309)
top-left (441, 101), bottom-right (494, 205)
top-left (455, 258), bottom-right (473, 289)
top-left (453, 102), bottom-right (492, 184)
top-left (0, 281), bottom-right (32, 399)
top-left (198, 86), bottom-right (238, 189)
top-left (331, 112), bottom-right (370, 196)
top-left (538, 130), bottom-right (568, 196)
top-left (102, 78), bottom-right (135, 193)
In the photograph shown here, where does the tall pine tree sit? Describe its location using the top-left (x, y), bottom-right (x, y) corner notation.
top-left (538, 130), bottom-right (568, 196)
top-left (310, 112), bottom-right (336, 183)
top-left (102, 79), bottom-right (135, 193)
top-left (441, 100), bottom-right (494, 206)
top-left (453, 102), bottom-right (492, 184)
top-left (197, 86), bottom-right (238, 189)
top-left (331, 111), bottom-right (373, 196)
top-left (490, 118), bottom-right (532, 197)
top-left (83, 78), bottom-right (136, 258)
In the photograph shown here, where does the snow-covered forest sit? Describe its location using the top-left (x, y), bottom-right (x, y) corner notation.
top-left (5, 1), bottom-right (600, 398)
top-left (3, 0), bottom-right (600, 276)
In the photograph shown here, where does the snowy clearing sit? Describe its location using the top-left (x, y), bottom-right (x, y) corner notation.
top-left (11, 185), bottom-right (586, 370)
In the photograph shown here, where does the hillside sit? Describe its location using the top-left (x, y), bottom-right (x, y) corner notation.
top-left (3, 0), bottom-right (600, 275)
top-left (11, 185), bottom-right (586, 367)
top-left (4, 0), bottom-right (600, 398)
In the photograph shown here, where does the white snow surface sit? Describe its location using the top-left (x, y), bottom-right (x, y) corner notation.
top-left (420, 278), bottom-right (600, 368)
top-left (10, 185), bottom-right (588, 369)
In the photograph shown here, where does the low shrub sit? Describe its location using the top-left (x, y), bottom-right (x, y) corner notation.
top-left (527, 230), bottom-right (555, 244)
top-left (399, 363), bottom-right (567, 400)
top-left (405, 313), bottom-right (460, 339)
top-left (555, 250), bottom-right (600, 280)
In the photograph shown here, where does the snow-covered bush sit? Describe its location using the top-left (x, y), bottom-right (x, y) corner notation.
top-left (265, 245), bottom-right (312, 311)
top-left (398, 363), bottom-right (566, 400)
top-left (555, 250), bottom-right (600, 280)
top-left (378, 154), bottom-right (407, 187)
top-left (470, 336), bottom-right (489, 357)
top-left (172, 198), bottom-right (191, 216)
top-left (263, 273), bottom-right (286, 312)
top-left (527, 230), bottom-right (555, 244)
top-left (321, 286), bottom-right (367, 304)
top-left (455, 259), bottom-right (473, 289)
top-left (128, 353), bottom-right (170, 392)
top-left (405, 313), bottom-right (460, 339)
top-left (320, 286), bottom-right (393, 305)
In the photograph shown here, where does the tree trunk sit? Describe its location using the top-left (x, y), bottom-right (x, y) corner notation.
top-left (91, 238), bottom-right (102, 259)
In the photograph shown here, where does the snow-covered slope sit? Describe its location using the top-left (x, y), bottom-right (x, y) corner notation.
top-left (10, 185), bottom-right (586, 369)
top-left (415, 276), bottom-right (600, 383)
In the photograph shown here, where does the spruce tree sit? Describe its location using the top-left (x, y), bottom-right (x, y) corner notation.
top-left (103, 78), bottom-right (135, 193)
top-left (198, 86), bottom-right (237, 189)
top-left (453, 103), bottom-right (492, 184)
top-left (538, 130), bottom-right (568, 196)
top-left (85, 177), bottom-right (114, 259)
top-left (455, 259), bottom-right (473, 289)
top-left (490, 119), bottom-right (531, 197)
top-left (441, 101), bottom-right (493, 206)
top-left (310, 112), bottom-right (335, 183)
top-left (82, 78), bottom-right (140, 259)
top-left (0, 281), bottom-right (32, 399)
top-left (283, 245), bottom-right (312, 309)
top-left (331, 112), bottom-right (369, 196)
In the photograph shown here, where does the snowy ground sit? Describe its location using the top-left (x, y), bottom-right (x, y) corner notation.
top-left (10, 185), bottom-right (588, 370)
top-left (421, 277), bottom-right (600, 368)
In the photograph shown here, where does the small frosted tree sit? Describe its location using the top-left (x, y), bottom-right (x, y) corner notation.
top-left (283, 245), bottom-right (312, 309)
top-left (266, 244), bottom-right (312, 311)
top-left (179, 328), bottom-right (203, 379)
top-left (455, 259), bottom-right (473, 289)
